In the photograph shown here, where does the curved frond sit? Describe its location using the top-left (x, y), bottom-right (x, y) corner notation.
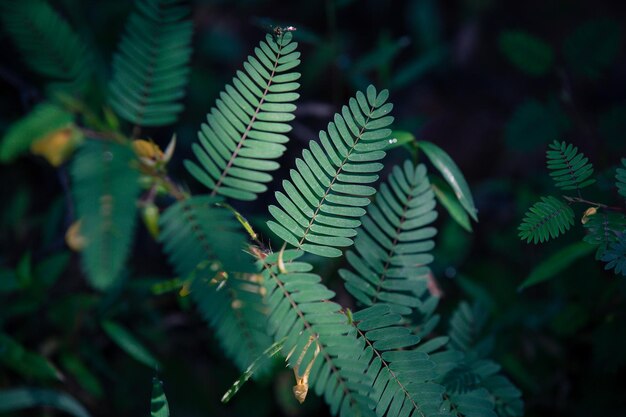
top-left (267, 85), bottom-right (394, 257)
top-left (108, 0), bottom-right (193, 127)
top-left (339, 161), bottom-right (438, 312)
top-left (1, 0), bottom-right (91, 93)
top-left (617, 158), bottom-right (626, 199)
top-left (159, 196), bottom-right (273, 371)
top-left (352, 304), bottom-right (446, 417)
top-left (71, 140), bottom-right (140, 290)
top-left (261, 250), bottom-right (375, 417)
top-left (518, 196), bottom-right (574, 244)
top-left (184, 32), bottom-right (300, 201)
top-left (546, 141), bottom-right (595, 191)
top-left (0, 102), bottom-right (73, 163)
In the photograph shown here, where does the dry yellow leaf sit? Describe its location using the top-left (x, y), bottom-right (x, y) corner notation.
top-left (30, 127), bottom-right (76, 166)
top-left (65, 220), bottom-right (86, 251)
top-left (581, 206), bottom-right (598, 224)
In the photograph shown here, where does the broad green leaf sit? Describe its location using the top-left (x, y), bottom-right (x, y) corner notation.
top-left (101, 320), bottom-right (160, 369)
top-left (417, 140), bottom-right (478, 221)
top-left (432, 178), bottom-right (472, 232)
top-left (518, 241), bottom-right (595, 291)
top-left (387, 130), bottom-right (415, 150)
top-left (498, 30), bottom-right (554, 76)
top-left (151, 377), bottom-right (170, 417)
top-left (0, 388), bottom-right (90, 417)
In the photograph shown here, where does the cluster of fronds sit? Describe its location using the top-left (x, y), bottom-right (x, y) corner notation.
top-left (519, 141), bottom-right (626, 277)
top-left (0, 3), bottom-right (524, 415)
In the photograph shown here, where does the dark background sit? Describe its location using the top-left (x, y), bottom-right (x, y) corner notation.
top-left (1, 0), bottom-right (626, 416)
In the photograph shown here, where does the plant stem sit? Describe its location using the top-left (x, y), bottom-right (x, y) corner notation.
top-left (563, 195), bottom-right (624, 212)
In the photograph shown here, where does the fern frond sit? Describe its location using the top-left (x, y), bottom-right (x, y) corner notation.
top-left (108, 0), bottom-right (193, 127)
top-left (158, 196), bottom-right (272, 372)
top-left (339, 161), bottom-right (437, 311)
top-left (184, 32), bottom-right (300, 201)
top-left (352, 304), bottom-right (446, 417)
top-left (71, 140), bottom-right (140, 290)
top-left (261, 250), bottom-right (375, 417)
top-left (159, 196), bottom-right (252, 275)
top-left (583, 211), bottom-right (626, 258)
top-left (617, 158), bottom-right (626, 199)
top-left (518, 196), bottom-right (574, 243)
top-left (0, 102), bottom-right (73, 162)
top-left (267, 85), bottom-right (394, 257)
top-left (439, 303), bottom-right (523, 417)
top-left (191, 272), bottom-right (274, 374)
top-left (1, 0), bottom-right (91, 93)
top-left (546, 141), bottom-right (595, 191)
top-left (601, 238), bottom-right (626, 276)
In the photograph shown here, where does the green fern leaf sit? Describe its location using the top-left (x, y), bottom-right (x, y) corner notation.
top-left (352, 304), bottom-right (447, 417)
top-left (616, 158), bottom-right (626, 199)
top-left (583, 211), bottom-right (626, 258)
top-left (71, 140), bottom-right (140, 290)
top-left (0, 102), bottom-right (73, 163)
top-left (261, 250), bottom-right (375, 417)
top-left (518, 196), bottom-right (574, 244)
top-left (440, 303), bottom-right (522, 417)
top-left (546, 141), bottom-right (595, 191)
top-left (184, 32), bottom-right (300, 201)
top-left (339, 161), bottom-right (438, 312)
top-left (159, 196), bottom-right (273, 372)
top-left (151, 377), bottom-right (170, 417)
top-left (267, 85), bottom-right (394, 257)
top-left (1, 0), bottom-right (91, 93)
top-left (108, 0), bottom-right (193, 127)
top-left (601, 238), bottom-right (626, 276)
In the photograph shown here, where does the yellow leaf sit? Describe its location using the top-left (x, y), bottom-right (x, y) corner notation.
top-left (132, 139), bottom-right (163, 161)
top-left (30, 126), bottom-right (78, 166)
top-left (65, 220), bottom-right (86, 251)
top-left (581, 206), bottom-right (598, 224)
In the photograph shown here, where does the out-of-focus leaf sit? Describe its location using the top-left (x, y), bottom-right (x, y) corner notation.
top-left (456, 275), bottom-right (496, 313)
top-left (0, 334), bottom-right (62, 381)
top-left (599, 106), bottom-right (626, 151)
top-left (519, 241), bottom-right (595, 291)
top-left (417, 140), bottom-right (478, 221)
top-left (498, 30), bottom-right (554, 76)
top-left (408, 0), bottom-right (443, 51)
top-left (432, 178), bottom-right (472, 232)
top-left (389, 47), bottom-right (447, 89)
top-left (151, 377), bottom-right (170, 417)
top-left (563, 18), bottom-right (622, 79)
top-left (101, 320), bottom-right (160, 369)
top-left (34, 251), bottom-right (70, 288)
top-left (222, 339), bottom-right (284, 403)
top-left (59, 353), bottom-right (103, 399)
top-left (0, 102), bottom-right (73, 163)
top-left (0, 388), bottom-right (90, 417)
top-left (16, 252), bottom-right (32, 288)
top-left (616, 158), bottom-right (626, 199)
top-left (0, 268), bottom-right (19, 293)
top-left (505, 98), bottom-right (570, 151)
